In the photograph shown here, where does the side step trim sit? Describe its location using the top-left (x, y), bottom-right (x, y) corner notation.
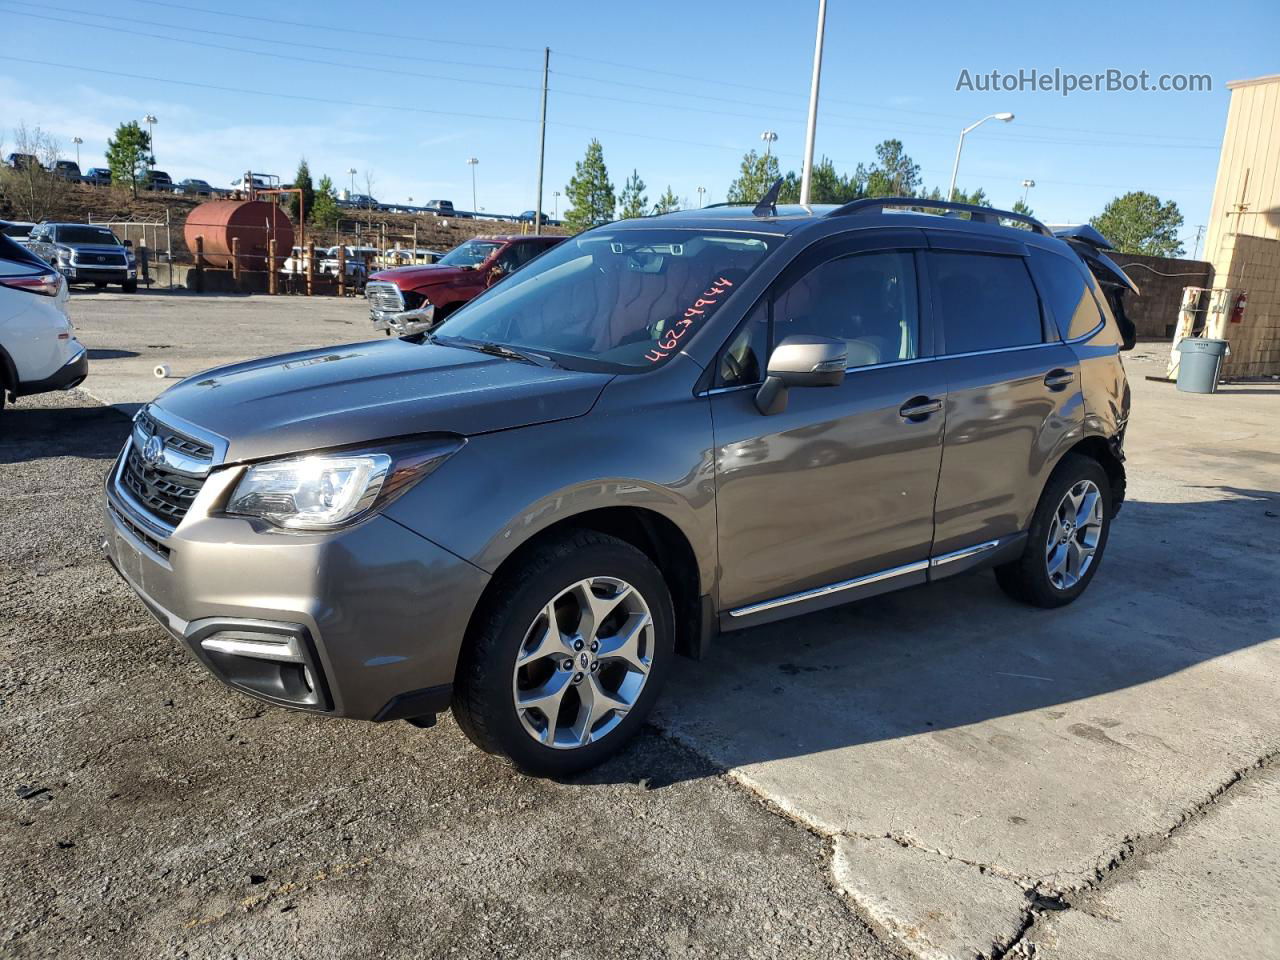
top-left (728, 560), bottom-right (929, 619)
top-left (929, 539), bottom-right (1001, 568)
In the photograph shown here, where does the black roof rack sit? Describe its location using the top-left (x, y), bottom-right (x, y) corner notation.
top-left (826, 197), bottom-right (1051, 236)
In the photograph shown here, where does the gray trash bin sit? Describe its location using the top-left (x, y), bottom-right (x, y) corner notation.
top-left (1176, 338), bottom-right (1229, 394)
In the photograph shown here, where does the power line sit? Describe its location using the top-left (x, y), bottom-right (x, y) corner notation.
top-left (115, 0), bottom-right (540, 54)
top-left (0, 5), bottom-right (544, 95)
top-left (0, 0), bottom-right (541, 74)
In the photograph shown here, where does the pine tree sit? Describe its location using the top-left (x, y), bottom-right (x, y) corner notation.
top-left (105, 121), bottom-right (151, 198)
top-left (654, 186), bottom-right (680, 214)
top-left (311, 175), bottom-right (340, 230)
top-left (290, 158), bottom-right (315, 224)
top-left (617, 169), bottom-right (648, 219)
top-left (726, 150), bottom-right (781, 204)
top-left (564, 139), bottom-right (615, 232)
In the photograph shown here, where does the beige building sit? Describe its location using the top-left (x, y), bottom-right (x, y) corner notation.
top-left (1203, 74), bottom-right (1280, 377)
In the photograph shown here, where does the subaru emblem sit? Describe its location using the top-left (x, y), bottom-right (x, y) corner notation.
top-left (141, 434), bottom-right (164, 467)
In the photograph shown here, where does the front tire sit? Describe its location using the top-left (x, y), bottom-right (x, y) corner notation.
top-left (452, 530), bottom-right (675, 777)
top-left (121, 279), bottom-right (138, 293)
top-left (995, 453), bottom-right (1112, 608)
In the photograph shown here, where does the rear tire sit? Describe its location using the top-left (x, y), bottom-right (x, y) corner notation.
top-left (452, 530), bottom-right (675, 777)
top-left (995, 453), bottom-right (1112, 608)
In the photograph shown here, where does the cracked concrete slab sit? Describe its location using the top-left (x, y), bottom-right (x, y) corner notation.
top-left (655, 359), bottom-right (1280, 957)
top-left (831, 835), bottom-right (1030, 960)
top-left (1029, 762), bottom-right (1280, 960)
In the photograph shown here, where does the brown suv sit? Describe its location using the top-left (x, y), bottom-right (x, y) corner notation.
top-left (102, 198), bottom-right (1132, 777)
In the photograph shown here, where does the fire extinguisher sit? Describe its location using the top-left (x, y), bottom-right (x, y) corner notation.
top-left (1231, 291), bottom-right (1248, 324)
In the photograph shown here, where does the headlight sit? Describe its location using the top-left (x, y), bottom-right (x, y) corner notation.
top-left (56, 247), bottom-right (72, 262)
top-left (225, 437), bottom-right (462, 530)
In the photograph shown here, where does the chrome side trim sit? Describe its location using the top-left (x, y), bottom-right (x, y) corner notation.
top-left (728, 560), bottom-right (929, 618)
top-left (200, 632), bottom-right (305, 664)
top-left (929, 539), bottom-right (1000, 567)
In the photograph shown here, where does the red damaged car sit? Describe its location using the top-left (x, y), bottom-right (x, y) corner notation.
top-left (365, 234), bottom-right (564, 335)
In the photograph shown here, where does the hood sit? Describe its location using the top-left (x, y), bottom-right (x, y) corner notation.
top-left (370, 263), bottom-right (471, 288)
top-left (66, 243), bottom-right (126, 255)
top-left (151, 338), bottom-right (612, 462)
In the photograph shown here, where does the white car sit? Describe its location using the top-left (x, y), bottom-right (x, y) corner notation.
top-left (0, 228), bottom-right (88, 413)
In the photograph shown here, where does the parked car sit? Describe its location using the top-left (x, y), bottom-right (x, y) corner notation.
top-left (27, 222), bottom-right (138, 291)
top-left (364, 234), bottom-right (565, 334)
top-left (423, 200), bottom-right (455, 217)
top-left (46, 160), bottom-right (82, 180)
top-left (381, 248), bottom-right (444, 266)
top-left (342, 193), bottom-right (378, 209)
top-left (319, 245), bottom-right (380, 282)
top-left (175, 178), bottom-right (214, 197)
top-left (229, 174), bottom-right (277, 193)
top-left (143, 170), bottom-right (174, 191)
top-left (84, 167), bottom-right (112, 186)
top-left (4, 153), bottom-right (37, 170)
top-left (0, 227), bottom-right (88, 414)
top-left (1, 221), bottom-right (37, 250)
top-left (101, 197), bottom-right (1133, 777)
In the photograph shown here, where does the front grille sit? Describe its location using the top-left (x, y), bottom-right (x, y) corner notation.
top-left (108, 501), bottom-right (171, 559)
top-left (136, 409), bottom-right (214, 461)
top-left (365, 281), bottom-right (404, 314)
top-left (119, 446), bottom-right (204, 525)
top-left (75, 251), bottom-right (126, 266)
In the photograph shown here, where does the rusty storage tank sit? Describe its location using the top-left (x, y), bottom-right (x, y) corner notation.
top-left (183, 200), bottom-right (295, 271)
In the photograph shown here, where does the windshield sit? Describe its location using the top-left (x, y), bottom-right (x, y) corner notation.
top-left (434, 228), bottom-right (776, 372)
top-left (438, 240), bottom-right (501, 268)
top-left (56, 226), bottom-right (121, 245)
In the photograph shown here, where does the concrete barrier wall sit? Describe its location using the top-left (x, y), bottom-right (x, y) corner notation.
top-left (1107, 253), bottom-right (1214, 340)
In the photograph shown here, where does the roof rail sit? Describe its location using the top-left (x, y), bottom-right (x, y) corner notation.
top-left (826, 197), bottom-right (1051, 236)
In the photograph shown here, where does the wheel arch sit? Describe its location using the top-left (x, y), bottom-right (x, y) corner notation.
top-left (464, 505), bottom-right (709, 666)
top-left (1057, 434), bottom-right (1126, 512)
top-left (0, 344), bottom-right (18, 396)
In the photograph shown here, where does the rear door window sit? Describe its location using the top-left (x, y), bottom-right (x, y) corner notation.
top-left (928, 251), bottom-right (1043, 354)
top-left (1027, 246), bottom-right (1103, 340)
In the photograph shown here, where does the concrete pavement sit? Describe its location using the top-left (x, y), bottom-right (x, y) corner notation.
top-left (12, 292), bottom-right (1280, 958)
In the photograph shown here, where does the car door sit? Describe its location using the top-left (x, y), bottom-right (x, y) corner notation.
top-left (709, 229), bottom-right (947, 622)
top-left (923, 234), bottom-right (1083, 558)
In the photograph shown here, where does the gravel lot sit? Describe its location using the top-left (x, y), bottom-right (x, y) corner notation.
top-left (2, 291), bottom-right (1278, 960)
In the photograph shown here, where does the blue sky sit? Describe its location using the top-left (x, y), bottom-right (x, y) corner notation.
top-left (1, 0), bottom-right (1275, 251)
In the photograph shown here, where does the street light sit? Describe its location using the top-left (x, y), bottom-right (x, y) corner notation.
top-left (947, 112), bottom-right (1014, 201)
top-left (72, 136), bottom-right (83, 169)
top-left (798, 0), bottom-right (828, 205)
top-left (142, 115), bottom-right (157, 169)
top-left (552, 190), bottom-right (560, 218)
top-left (467, 157), bottom-right (479, 215)
top-left (760, 130), bottom-right (778, 157)
top-left (1021, 179), bottom-right (1036, 205)
top-left (697, 186), bottom-right (706, 207)
top-left (347, 168), bottom-right (357, 197)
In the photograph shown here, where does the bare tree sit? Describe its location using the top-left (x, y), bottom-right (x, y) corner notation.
top-left (363, 169), bottom-right (377, 228)
top-left (0, 122), bottom-right (68, 221)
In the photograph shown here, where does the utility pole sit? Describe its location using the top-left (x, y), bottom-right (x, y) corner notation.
top-left (1192, 224), bottom-right (1206, 260)
top-left (535, 47), bottom-right (550, 235)
top-left (72, 137), bottom-right (83, 169)
top-left (798, 0), bottom-right (827, 205)
top-left (467, 157), bottom-right (479, 215)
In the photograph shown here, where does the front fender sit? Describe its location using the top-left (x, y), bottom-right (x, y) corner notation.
top-left (381, 381), bottom-right (717, 596)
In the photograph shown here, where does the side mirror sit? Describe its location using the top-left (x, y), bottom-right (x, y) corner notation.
top-left (755, 335), bottom-right (847, 416)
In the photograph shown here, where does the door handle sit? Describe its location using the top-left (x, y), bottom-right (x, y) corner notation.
top-left (1044, 369), bottom-right (1075, 389)
top-left (899, 396), bottom-right (943, 420)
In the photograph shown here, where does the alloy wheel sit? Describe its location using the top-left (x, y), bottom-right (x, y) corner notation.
top-left (1045, 479), bottom-right (1104, 590)
top-left (511, 576), bottom-right (654, 749)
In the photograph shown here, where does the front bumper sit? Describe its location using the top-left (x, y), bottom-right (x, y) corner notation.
top-left (101, 454), bottom-right (489, 721)
top-left (59, 264), bottom-right (135, 283)
top-left (16, 344), bottom-right (88, 396)
top-left (369, 303), bottom-right (437, 335)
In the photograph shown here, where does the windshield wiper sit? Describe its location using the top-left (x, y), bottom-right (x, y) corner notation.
top-left (431, 335), bottom-right (558, 367)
